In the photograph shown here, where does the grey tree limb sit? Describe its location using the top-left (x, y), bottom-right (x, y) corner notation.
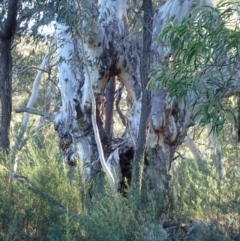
top-left (14, 107), bottom-right (51, 118)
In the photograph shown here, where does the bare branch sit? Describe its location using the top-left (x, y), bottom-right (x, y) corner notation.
top-left (15, 107), bottom-right (51, 118)
top-left (17, 66), bottom-right (50, 75)
top-left (131, 0), bottom-right (153, 190)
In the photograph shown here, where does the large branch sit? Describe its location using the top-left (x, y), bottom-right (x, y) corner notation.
top-left (15, 107), bottom-right (50, 117)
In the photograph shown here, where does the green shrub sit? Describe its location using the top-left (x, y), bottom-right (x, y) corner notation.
top-left (170, 155), bottom-right (240, 239)
top-left (0, 137), bottom-right (169, 241)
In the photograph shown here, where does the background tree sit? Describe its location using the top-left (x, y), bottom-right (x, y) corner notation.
top-left (0, 0), bottom-right (18, 150)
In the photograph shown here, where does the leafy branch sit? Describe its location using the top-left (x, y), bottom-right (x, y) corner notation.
top-left (149, 1), bottom-right (240, 132)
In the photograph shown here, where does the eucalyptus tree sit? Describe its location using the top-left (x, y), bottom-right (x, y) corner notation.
top-left (53, 0), bottom-right (210, 198)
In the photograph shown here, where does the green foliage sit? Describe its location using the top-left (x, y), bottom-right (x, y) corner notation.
top-left (149, 1), bottom-right (240, 133)
top-left (0, 137), bottom-right (169, 241)
top-left (0, 137), bottom-right (83, 240)
top-left (82, 191), bottom-right (167, 241)
top-left (2, 133), bottom-right (239, 240)
top-left (170, 151), bottom-right (240, 239)
top-left (3, 135), bottom-right (239, 240)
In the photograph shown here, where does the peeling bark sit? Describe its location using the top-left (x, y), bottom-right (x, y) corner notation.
top-left (55, 0), bottom-right (141, 187)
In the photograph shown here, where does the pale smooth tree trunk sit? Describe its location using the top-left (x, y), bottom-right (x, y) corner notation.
top-left (144, 0), bottom-right (214, 193)
top-left (11, 53), bottom-right (51, 173)
top-left (55, 0), bottom-right (141, 190)
top-left (184, 134), bottom-right (209, 173)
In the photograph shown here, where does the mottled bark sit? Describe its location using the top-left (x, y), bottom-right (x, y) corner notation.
top-left (146, 91), bottom-right (193, 192)
top-left (144, 0), bottom-right (199, 192)
top-left (55, 0), bottom-right (141, 189)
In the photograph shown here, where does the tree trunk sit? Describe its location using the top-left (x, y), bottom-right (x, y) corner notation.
top-left (55, 0), bottom-right (141, 189)
top-left (105, 76), bottom-right (116, 139)
top-left (131, 0), bottom-right (153, 191)
top-left (0, 40), bottom-right (12, 150)
top-left (11, 53), bottom-right (51, 172)
top-left (0, 0), bottom-right (18, 151)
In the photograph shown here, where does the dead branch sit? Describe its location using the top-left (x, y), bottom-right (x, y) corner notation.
top-left (15, 107), bottom-right (50, 118)
top-left (17, 66), bottom-right (50, 75)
